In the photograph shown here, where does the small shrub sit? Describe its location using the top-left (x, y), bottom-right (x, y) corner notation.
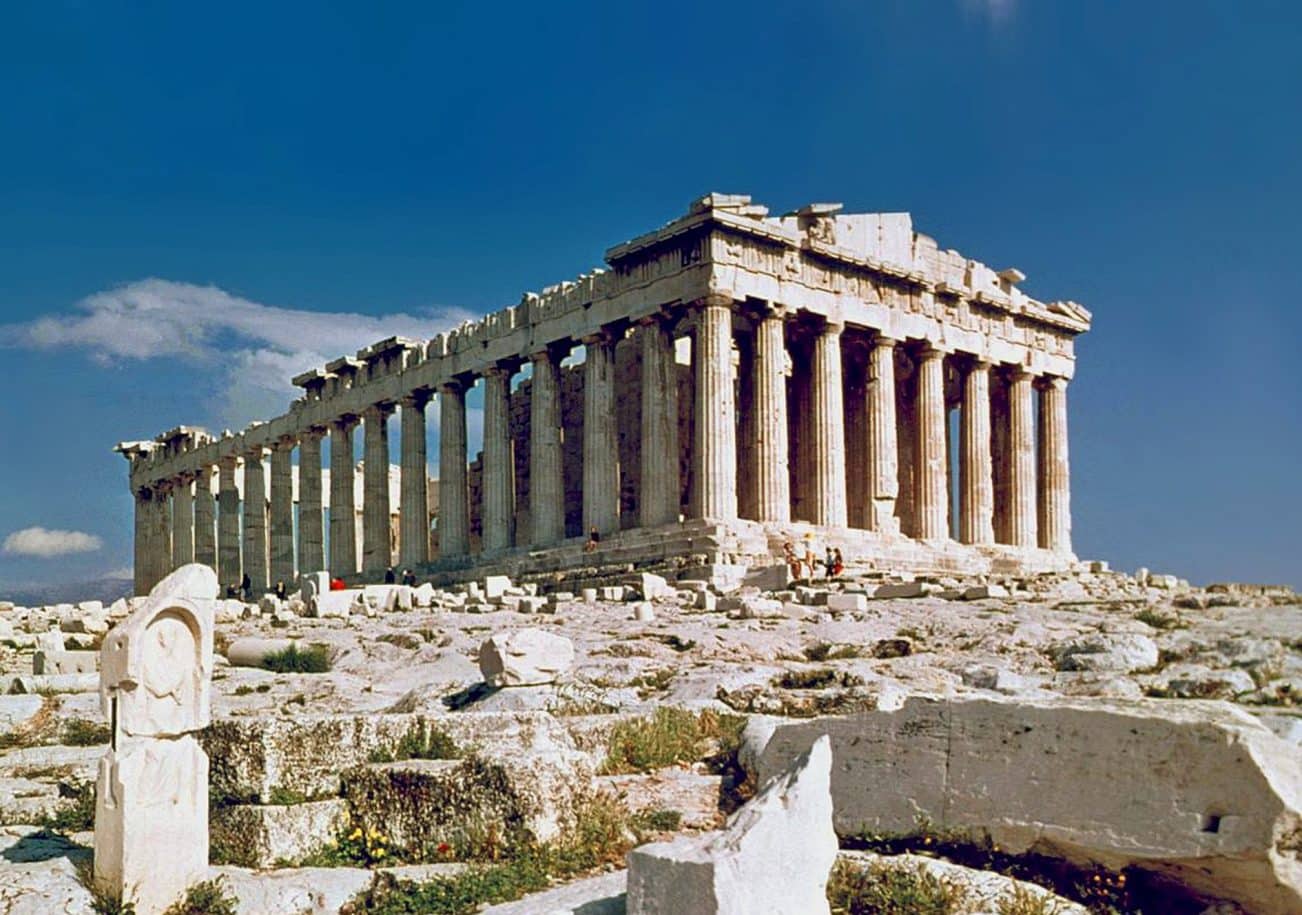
top-left (776, 668), bottom-right (841, 690)
top-left (656, 634), bottom-right (697, 652)
top-left (369, 724), bottom-right (460, 763)
top-left (63, 719), bottom-right (111, 746)
top-left (826, 858), bottom-right (968, 915)
top-left (75, 857), bottom-right (136, 915)
top-left (1134, 608), bottom-right (1180, 630)
top-left (631, 808), bottom-right (683, 832)
top-left (42, 781), bottom-right (96, 833)
top-left (261, 643), bottom-right (331, 673)
top-left (998, 882), bottom-right (1066, 915)
top-left (601, 707), bottom-right (744, 774)
top-left (267, 786), bottom-right (310, 806)
top-left (162, 878), bottom-right (238, 915)
top-left (804, 642), bottom-right (861, 662)
top-left (378, 632), bottom-right (422, 650)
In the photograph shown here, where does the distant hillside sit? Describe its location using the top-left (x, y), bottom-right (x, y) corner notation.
top-left (2, 575), bottom-right (134, 608)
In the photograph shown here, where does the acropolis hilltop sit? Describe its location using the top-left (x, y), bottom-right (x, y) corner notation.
top-left (115, 192), bottom-right (1091, 595)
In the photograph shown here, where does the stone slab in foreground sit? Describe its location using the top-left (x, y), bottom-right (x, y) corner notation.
top-left (747, 696), bottom-right (1302, 915)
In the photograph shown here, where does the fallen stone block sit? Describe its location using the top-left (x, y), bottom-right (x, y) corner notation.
top-left (628, 572), bottom-right (673, 601)
top-left (33, 650), bottom-right (98, 676)
top-left (678, 564), bottom-right (748, 594)
top-left (743, 564), bottom-right (791, 593)
top-left (211, 798), bottom-right (349, 868)
top-left (872, 581), bottom-right (931, 599)
top-left (962, 584), bottom-right (1011, 600)
top-left (227, 638), bottom-right (297, 668)
top-left (1052, 633), bottom-right (1158, 673)
top-left (599, 586), bottom-right (627, 602)
top-left (35, 630), bottom-right (65, 654)
top-left (479, 628), bottom-right (575, 687)
top-left (0, 694), bottom-right (46, 731)
top-left (825, 593), bottom-right (867, 612)
top-left (8, 673), bottom-right (99, 694)
top-left (748, 696), bottom-right (1302, 915)
top-left (516, 596), bottom-right (548, 614)
top-left (627, 734), bottom-right (836, 915)
top-left (484, 575), bottom-right (513, 600)
top-left (313, 588), bottom-right (362, 618)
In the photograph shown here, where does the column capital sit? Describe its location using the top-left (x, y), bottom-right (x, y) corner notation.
top-left (331, 414), bottom-right (360, 432)
top-left (399, 388), bottom-right (433, 410)
top-left (819, 316), bottom-right (845, 335)
top-left (691, 293), bottom-right (733, 311)
top-left (218, 453), bottom-right (240, 470)
top-left (871, 332), bottom-right (901, 348)
top-left (300, 425), bottom-right (328, 442)
top-left (966, 355), bottom-right (994, 372)
top-left (272, 435), bottom-right (297, 451)
top-left (242, 445), bottom-right (266, 461)
top-left (362, 401), bottom-right (395, 420)
top-left (917, 341), bottom-right (951, 360)
top-left (580, 326), bottom-right (619, 347)
top-left (482, 359), bottom-right (521, 379)
top-left (1005, 362), bottom-right (1035, 380)
top-left (1037, 374), bottom-right (1069, 392)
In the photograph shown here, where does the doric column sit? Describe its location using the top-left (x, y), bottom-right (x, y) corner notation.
top-left (193, 467), bottom-right (217, 569)
top-left (298, 430), bottom-right (325, 573)
top-left (914, 345), bottom-right (949, 540)
top-left (362, 404), bottom-right (394, 573)
top-left (752, 305), bottom-right (790, 523)
top-left (529, 348), bottom-right (566, 545)
top-left (1038, 376), bottom-right (1072, 553)
top-left (959, 359), bottom-right (995, 545)
top-left (241, 447), bottom-right (269, 593)
top-left (639, 317), bottom-right (679, 528)
top-left (438, 381), bottom-right (470, 557)
top-left (171, 475), bottom-right (194, 569)
top-left (217, 456), bottom-right (241, 588)
top-left (809, 319), bottom-right (848, 527)
top-left (864, 335), bottom-right (899, 532)
top-left (690, 297), bottom-right (738, 521)
top-left (582, 331), bottom-right (619, 537)
top-left (1008, 368), bottom-right (1037, 548)
top-left (329, 417), bottom-right (359, 576)
top-left (482, 366), bottom-right (516, 553)
top-left (269, 438), bottom-right (296, 587)
top-left (399, 393), bottom-right (430, 568)
top-left (132, 488), bottom-right (151, 596)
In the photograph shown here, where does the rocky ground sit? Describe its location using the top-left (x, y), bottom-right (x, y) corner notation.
top-left (0, 563), bottom-right (1298, 914)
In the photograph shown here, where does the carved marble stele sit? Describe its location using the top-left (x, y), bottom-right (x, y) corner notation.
top-left (94, 564), bottom-right (215, 914)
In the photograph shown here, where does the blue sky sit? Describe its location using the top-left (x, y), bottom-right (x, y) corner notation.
top-left (0, 1), bottom-right (1298, 589)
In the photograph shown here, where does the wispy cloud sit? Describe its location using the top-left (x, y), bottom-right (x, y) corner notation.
top-left (4, 527), bottom-right (103, 558)
top-left (0, 279), bottom-right (473, 428)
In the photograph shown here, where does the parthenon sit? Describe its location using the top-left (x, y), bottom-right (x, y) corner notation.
top-left (116, 193), bottom-right (1091, 596)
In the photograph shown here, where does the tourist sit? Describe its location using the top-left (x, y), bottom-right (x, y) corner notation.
top-left (402, 568), bottom-right (416, 587)
top-left (802, 533), bottom-right (819, 580)
top-left (584, 525), bottom-right (601, 553)
top-left (824, 547), bottom-right (836, 580)
top-left (832, 548), bottom-right (845, 578)
top-left (240, 572), bottom-right (251, 602)
top-left (274, 580), bottom-right (287, 600)
top-left (783, 542), bottom-right (802, 581)
top-left (384, 566), bottom-right (396, 584)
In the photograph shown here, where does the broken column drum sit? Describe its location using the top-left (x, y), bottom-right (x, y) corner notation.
top-left (116, 193), bottom-right (1090, 590)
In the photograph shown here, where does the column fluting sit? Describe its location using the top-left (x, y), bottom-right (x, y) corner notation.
top-left (1037, 376), bottom-right (1072, 553)
top-left (482, 367), bottom-right (516, 553)
top-left (329, 417), bottom-right (359, 576)
top-left (362, 404), bottom-right (393, 573)
top-left (959, 360), bottom-right (995, 544)
top-left (639, 318), bottom-right (679, 528)
top-left (810, 319), bottom-right (848, 527)
top-left (529, 349), bottom-right (566, 545)
top-left (582, 333), bottom-right (619, 537)
top-left (399, 393), bottom-right (430, 568)
top-left (914, 345), bottom-right (949, 540)
top-left (1008, 368), bottom-right (1037, 548)
top-left (171, 475), bottom-right (194, 570)
top-left (298, 430), bottom-right (325, 574)
top-left (438, 381), bottom-right (470, 557)
top-left (241, 448), bottom-right (269, 593)
top-left (269, 438), bottom-right (296, 587)
top-left (864, 335), bottom-right (899, 532)
top-left (752, 306), bottom-right (790, 523)
top-left (690, 297), bottom-right (738, 521)
top-left (217, 456), bottom-right (241, 589)
top-left (194, 467), bottom-right (217, 569)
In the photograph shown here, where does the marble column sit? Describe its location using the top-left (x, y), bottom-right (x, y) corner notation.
top-left (482, 366), bottom-right (516, 552)
top-left (582, 332), bottom-right (619, 537)
top-left (752, 306), bottom-right (790, 523)
top-left (269, 439), bottom-right (295, 587)
top-left (362, 404), bottom-right (393, 573)
top-left (399, 393), bottom-right (430, 568)
top-left (864, 335), bottom-right (899, 532)
top-left (241, 448), bottom-right (268, 593)
top-left (193, 467), bottom-right (217, 569)
top-left (1038, 376), bottom-right (1072, 553)
top-left (809, 319), bottom-right (848, 527)
top-left (151, 484), bottom-right (173, 589)
top-left (329, 417), bottom-right (359, 576)
top-left (1008, 368), bottom-right (1037, 548)
top-left (690, 297), bottom-right (738, 521)
top-left (530, 349), bottom-right (566, 545)
top-left (914, 345), bottom-right (949, 540)
top-left (132, 489), bottom-right (151, 596)
top-left (217, 456), bottom-right (241, 588)
top-left (959, 359), bottom-right (995, 545)
top-left (298, 430), bottom-right (325, 574)
top-left (736, 332), bottom-right (757, 521)
top-left (438, 381), bottom-right (470, 558)
top-left (171, 475), bottom-right (194, 570)
top-left (639, 318), bottom-right (679, 528)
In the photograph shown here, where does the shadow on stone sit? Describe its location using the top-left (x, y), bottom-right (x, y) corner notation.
top-left (1, 829), bottom-right (91, 864)
top-left (443, 682), bottom-right (501, 710)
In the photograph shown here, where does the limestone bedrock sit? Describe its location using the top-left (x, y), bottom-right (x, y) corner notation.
top-left (626, 734), bottom-right (837, 915)
top-left (748, 696), bottom-right (1302, 915)
top-left (478, 627), bottom-right (575, 687)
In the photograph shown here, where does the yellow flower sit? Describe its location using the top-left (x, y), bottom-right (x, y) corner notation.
top-left (349, 828), bottom-right (363, 841)
top-left (373, 848), bottom-right (386, 859)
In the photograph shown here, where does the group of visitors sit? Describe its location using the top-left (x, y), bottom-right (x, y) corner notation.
top-left (783, 534), bottom-right (844, 582)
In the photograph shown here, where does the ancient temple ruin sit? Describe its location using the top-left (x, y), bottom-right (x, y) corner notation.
top-left (117, 193), bottom-right (1091, 595)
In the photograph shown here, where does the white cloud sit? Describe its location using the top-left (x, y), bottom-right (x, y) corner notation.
top-left (0, 279), bottom-right (473, 428)
top-left (4, 527), bottom-right (104, 558)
